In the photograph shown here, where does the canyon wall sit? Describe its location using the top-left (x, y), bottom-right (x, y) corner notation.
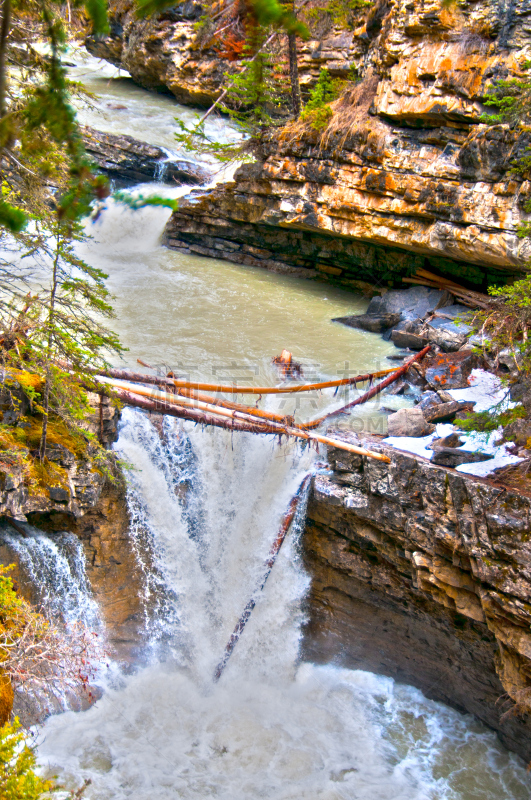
top-left (0, 394), bottom-right (146, 662)
top-left (302, 433), bottom-right (531, 760)
top-left (87, 0), bottom-right (531, 286)
top-left (163, 0), bottom-right (531, 288)
top-left (84, 0), bottom-right (367, 106)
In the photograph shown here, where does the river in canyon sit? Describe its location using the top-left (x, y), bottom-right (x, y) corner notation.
top-left (27, 49), bottom-right (531, 798)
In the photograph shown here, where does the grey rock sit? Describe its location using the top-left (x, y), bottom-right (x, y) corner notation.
top-left (367, 287), bottom-right (453, 322)
top-left (417, 391), bottom-right (443, 410)
top-left (332, 312), bottom-right (401, 332)
top-left (81, 126), bottom-right (209, 186)
top-left (425, 350), bottom-right (482, 390)
top-left (391, 330), bottom-right (429, 350)
top-left (48, 486), bottom-right (70, 503)
top-left (498, 347), bottom-right (524, 376)
top-left (429, 303), bottom-right (472, 320)
top-left (430, 447), bottom-right (494, 467)
top-left (430, 432), bottom-right (464, 448)
top-left (387, 407), bottom-right (435, 437)
top-left (423, 400), bottom-right (475, 423)
top-left (422, 317), bottom-right (472, 352)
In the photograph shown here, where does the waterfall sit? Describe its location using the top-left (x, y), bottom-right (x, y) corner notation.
top-left (28, 51), bottom-right (531, 798)
top-left (0, 522), bottom-right (105, 716)
top-left (37, 412), bottom-right (530, 799)
top-left (114, 407), bottom-right (314, 678)
top-left (154, 159), bottom-right (169, 182)
top-left (0, 523), bottom-right (101, 631)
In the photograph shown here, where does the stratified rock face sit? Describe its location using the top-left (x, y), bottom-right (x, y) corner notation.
top-left (0, 482), bottom-right (146, 663)
top-left (302, 435), bottom-right (531, 760)
top-left (84, 1), bottom-right (371, 107)
top-left (162, 0), bottom-right (531, 286)
top-left (85, 0), bottom-right (228, 107)
top-left (73, 481), bottom-right (147, 661)
top-left (82, 125), bottom-right (209, 185)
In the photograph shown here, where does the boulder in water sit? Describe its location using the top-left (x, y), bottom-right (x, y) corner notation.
top-left (81, 126), bottom-right (209, 186)
top-left (368, 286), bottom-right (453, 322)
top-left (332, 312), bottom-right (401, 332)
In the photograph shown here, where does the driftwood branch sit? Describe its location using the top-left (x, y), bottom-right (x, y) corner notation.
top-left (135, 366), bottom-right (398, 396)
top-left (309, 345), bottom-right (431, 426)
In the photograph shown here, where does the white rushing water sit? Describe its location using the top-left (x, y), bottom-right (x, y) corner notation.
top-left (29, 51), bottom-right (531, 798)
top-left (0, 523), bottom-right (101, 630)
top-left (38, 410), bottom-right (530, 800)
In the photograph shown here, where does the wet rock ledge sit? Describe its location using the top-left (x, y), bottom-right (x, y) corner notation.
top-left (82, 125), bottom-right (208, 186)
top-left (302, 435), bottom-right (531, 760)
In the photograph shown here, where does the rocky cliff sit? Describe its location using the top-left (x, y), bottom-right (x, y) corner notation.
top-left (302, 433), bottom-right (531, 760)
top-left (159, 0), bottom-right (531, 288)
top-left (84, 0), bottom-right (370, 107)
top-left (85, 0), bottom-right (227, 107)
top-left (0, 391), bottom-right (146, 662)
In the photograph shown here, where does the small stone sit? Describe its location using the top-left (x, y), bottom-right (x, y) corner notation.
top-left (387, 407), bottom-right (435, 437)
top-left (417, 391), bottom-right (442, 410)
top-left (430, 432), bottom-right (464, 449)
top-left (423, 400), bottom-right (475, 423)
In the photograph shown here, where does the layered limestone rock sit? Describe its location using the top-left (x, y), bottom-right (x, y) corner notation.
top-left (302, 434), bottom-right (531, 759)
top-left (85, 0), bottom-right (229, 107)
top-left (162, 0), bottom-right (531, 286)
top-left (84, 1), bottom-right (369, 107)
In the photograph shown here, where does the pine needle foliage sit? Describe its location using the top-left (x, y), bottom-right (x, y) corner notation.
top-left (480, 61), bottom-right (531, 126)
top-left (300, 68), bottom-right (345, 130)
top-left (0, 718), bottom-right (56, 800)
top-left (0, 0), bottom-right (127, 463)
top-left (173, 0), bottom-right (309, 160)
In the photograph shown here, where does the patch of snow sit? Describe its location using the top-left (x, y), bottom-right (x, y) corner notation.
top-left (447, 369), bottom-right (514, 412)
top-left (454, 428), bottom-right (523, 477)
top-left (382, 371), bottom-right (523, 476)
top-left (383, 432), bottom-right (436, 459)
top-left (383, 424), bottom-right (454, 460)
top-left (456, 450), bottom-right (522, 476)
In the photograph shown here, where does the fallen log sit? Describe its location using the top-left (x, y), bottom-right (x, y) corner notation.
top-left (213, 472), bottom-right (312, 682)
top-left (5, 517), bottom-right (28, 538)
top-left (106, 380), bottom-right (391, 461)
top-left (98, 368), bottom-right (179, 387)
top-left (307, 346), bottom-right (431, 427)
top-left (53, 359), bottom-right (181, 388)
top-left (417, 267), bottom-right (490, 304)
top-left (163, 366), bottom-right (398, 395)
top-left (112, 388), bottom-right (278, 434)
top-left (172, 386), bottom-right (299, 426)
